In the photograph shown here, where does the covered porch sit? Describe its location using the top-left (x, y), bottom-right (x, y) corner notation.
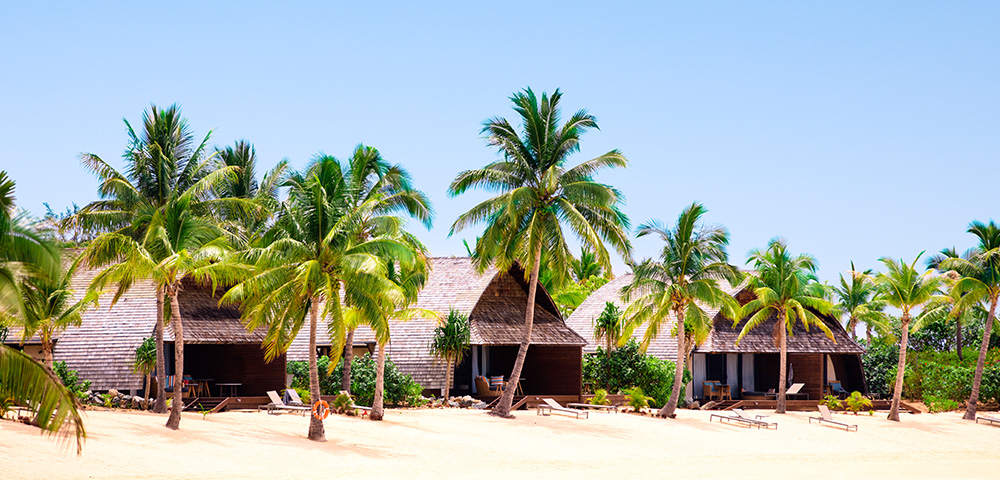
top-left (691, 352), bottom-right (867, 402)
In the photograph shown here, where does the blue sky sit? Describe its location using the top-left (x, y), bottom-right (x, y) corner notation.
top-left (2, 2), bottom-right (997, 284)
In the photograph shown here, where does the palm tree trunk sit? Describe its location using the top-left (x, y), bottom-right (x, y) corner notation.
top-left (490, 243), bottom-right (543, 418)
top-left (371, 341), bottom-right (387, 421)
top-left (866, 325), bottom-right (872, 344)
top-left (153, 287), bottom-right (167, 414)
top-left (165, 292), bottom-right (184, 430)
top-left (956, 317), bottom-right (963, 362)
top-left (443, 354), bottom-right (453, 402)
top-left (144, 373), bottom-right (151, 405)
top-left (963, 296), bottom-right (997, 421)
top-left (777, 318), bottom-right (788, 414)
top-left (307, 296), bottom-right (326, 441)
top-left (888, 316), bottom-right (911, 422)
top-left (341, 329), bottom-right (354, 393)
top-left (849, 316), bottom-right (857, 342)
top-left (659, 307), bottom-right (686, 418)
top-left (41, 339), bottom-right (54, 372)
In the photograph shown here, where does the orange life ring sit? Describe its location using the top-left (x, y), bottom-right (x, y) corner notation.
top-left (312, 400), bottom-right (330, 420)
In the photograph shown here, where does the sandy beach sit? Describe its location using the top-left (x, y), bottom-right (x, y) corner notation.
top-left (2, 407), bottom-right (999, 480)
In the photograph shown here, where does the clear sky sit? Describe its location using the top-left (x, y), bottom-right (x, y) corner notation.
top-left (2, 2), bottom-right (997, 284)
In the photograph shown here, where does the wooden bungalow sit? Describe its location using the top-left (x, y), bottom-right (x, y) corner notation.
top-left (20, 263), bottom-right (285, 398)
top-left (288, 257), bottom-right (587, 399)
top-left (566, 274), bottom-right (867, 403)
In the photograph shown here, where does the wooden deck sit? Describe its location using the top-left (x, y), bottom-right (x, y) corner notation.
top-left (704, 399), bottom-right (921, 414)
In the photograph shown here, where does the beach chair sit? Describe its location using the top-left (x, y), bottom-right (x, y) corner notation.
top-left (285, 388), bottom-right (305, 406)
top-left (809, 405), bottom-right (857, 431)
top-left (259, 390), bottom-right (310, 415)
top-left (567, 402), bottom-right (619, 413)
top-left (339, 390), bottom-right (372, 416)
top-left (537, 398), bottom-right (588, 419)
top-left (786, 383), bottom-right (808, 400)
top-left (975, 415), bottom-right (1000, 427)
top-left (710, 408), bottom-right (777, 429)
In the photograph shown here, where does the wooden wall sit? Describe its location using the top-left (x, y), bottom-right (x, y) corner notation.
top-left (183, 344), bottom-right (286, 397)
top-left (753, 353), bottom-right (824, 400)
top-left (486, 345), bottom-right (582, 396)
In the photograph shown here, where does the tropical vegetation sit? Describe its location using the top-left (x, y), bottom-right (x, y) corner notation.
top-left (430, 309), bottom-right (471, 401)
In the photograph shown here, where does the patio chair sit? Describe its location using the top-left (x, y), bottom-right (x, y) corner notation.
top-left (474, 376), bottom-right (500, 397)
top-left (703, 381), bottom-right (721, 401)
top-left (489, 375), bottom-right (507, 392)
top-left (163, 375), bottom-right (189, 395)
top-left (259, 390), bottom-right (310, 415)
top-left (809, 405), bottom-right (857, 431)
top-left (829, 381), bottom-right (849, 399)
top-left (709, 408), bottom-right (776, 429)
top-left (286, 388), bottom-right (305, 406)
top-left (537, 398), bottom-right (588, 419)
top-left (975, 415), bottom-right (1000, 427)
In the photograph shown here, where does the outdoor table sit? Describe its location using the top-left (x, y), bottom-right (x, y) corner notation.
top-left (196, 379), bottom-right (214, 396)
top-left (216, 383), bottom-right (241, 397)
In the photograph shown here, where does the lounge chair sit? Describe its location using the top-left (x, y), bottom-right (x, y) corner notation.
top-left (537, 398), bottom-right (588, 419)
top-left (339, 390), bottom-right (372, 415)
top-left (286, 388), bottom-right (305, 406)
top-left (474, 376), bottom-right (500, 398)
top-left (259, 390), bottom-right (310, 415)
top-left (829, 381), bottom-right (849, 399)
top-left (710, 408), bottom-right (777, 429)
top-left (975, 415), bottom-right (1000, 427)
top-left (567, 402), bottom-right (619, 413)
top-left (809, 405), bottom-right (857, 431)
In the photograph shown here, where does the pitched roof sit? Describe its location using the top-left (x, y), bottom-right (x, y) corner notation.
top-left (565, 274), bottom-right (863, 359)
top-left (162, 278), bottom-right (266, 344)
top-left (288, 257), bottom-right (585, 389)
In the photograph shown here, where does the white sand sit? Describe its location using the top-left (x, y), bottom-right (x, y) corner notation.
top-left (2, 407), bottom-right (999, 480)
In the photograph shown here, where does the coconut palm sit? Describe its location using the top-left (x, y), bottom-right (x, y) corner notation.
top-left (592, 302), bottom-right (624, 358)
top-left (830, 262), bottom-right (891, 343)
top-left (430, 309), bottom-right (471, 401)
top-left (874, 254), bottom-right (942, 421)
top-left (2, 255), bottom-right (98, 371)
top-left (359, 255), bottom-right (433, 421)
top-left (213, 141), bottom-right (288, 249)
top-left (132, 337), bottom-right (156, 405)
top-left (449, 88), bottom-right (632, 417)
top-left (0, 172), bottom-right (85, 453)
top-left (621, 203), bottom-right (742, 418)
top-left (85, 178), bottom-right (243, 430)
top-left (337, 145), bottom-right (433, 394)
top-left (221, 156), bottom-right (417, 441)
top-left (934, 221), bottom-right (1000, 421)
top-left (571, 249), bottom-right (603, 282)
top-left (737, 239), bottom-right (834, 414)
top-left (73, 104), bottom-right (220, 414)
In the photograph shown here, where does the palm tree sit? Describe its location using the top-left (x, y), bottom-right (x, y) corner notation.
top-left (132, 337), bottom-right (156, 405)
top-left (73, 104), bottom-right (218, 414)
top-left (85, 176), bottom-right (243, 430)
top-left (874, 254), bottom-right (942, 421)
top-left (337, 145), bottom-right (433, 394)
top-left (830, 262), bottom-right (891, 343)
top-left (925, 247), bottom-right (984, 361)
top-left (2, 255), bottom-right (98, 371)
top-left (222, 156), bottom-right (416, 441)
top-left (935, 221), bottom-right (1000, 421)
top-left (592, 301), bottom-right (624, 358)
top-left (571, 249), bottom-right (603, 282)
top-left (621, 203), bottom-right (742, 418)
top-left (449, 88), bottom-right (632, 417)
top-left (213, 141), bottom-right (288, 249)
top-left (737, 239), bottom-right (834, 414)
top-left (361, 256), bottom-right (433, 421)
top-left (430, 309), bottom-right (471, 401)
top-left (0, 172), bottom-right (84, 453)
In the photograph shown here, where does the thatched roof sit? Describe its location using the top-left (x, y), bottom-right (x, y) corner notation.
top-left (162, 278), bottom-right (266, 344)
top-left (566, 274), bottom-right (863, 359)
top-left (287, 257), bottom-right (585, 389)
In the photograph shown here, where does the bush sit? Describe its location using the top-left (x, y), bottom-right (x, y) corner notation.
top-left (52, 361), bottom-right (91, 396)
top-left (843, 391), bottom-right (873, 414)
top-left (861, 338), bottom-right (898, 399)
top-left (582, 339), bottom-right (690, 407)
top-left (624, 386), bottom-right (653, 411)
top-left (588, 389), bottom-right (610, 405)
top-left (288, 353), bottom-right (425, 407)
top-left (820, 395), bottom-right (843, 411)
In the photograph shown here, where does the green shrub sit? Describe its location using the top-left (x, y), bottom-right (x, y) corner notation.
top-left (583, 339), bottom-right (690, 407)
top-left (588, 389), bottom-right (610, 405)
top-left (52, 361), bottom-right (91, 395)
top-left (820, 395), bottom-right (843, 411)
top-left (288, 353), bottom-right (425, 407)
top-left (624, 386), bottom-right (653, 412)
top-left (844, 391), bottom-right (873, 414)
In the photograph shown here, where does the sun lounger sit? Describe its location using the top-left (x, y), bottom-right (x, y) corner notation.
top-left (286, 388), bottom-right (305, 406)
top-left (710, 408), bottom-right (777, 429)
top-left (340, 390), bottom-right (372, 415)
top-left (767, 383), bottom-right (808, 400)
top-left (976, 415), bottom-right (1000, 427)
top-left (809, 405), bottom-right (857, 431)
top-left (567, 402), bottom-right (618, 413)
top-left (537, 398), bottom-right (588, 419)
top-left (259, 390), bottom-right (310, 415)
